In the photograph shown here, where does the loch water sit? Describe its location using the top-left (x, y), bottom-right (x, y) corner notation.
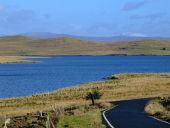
top-left (0, 56), bottom-right (170, 98)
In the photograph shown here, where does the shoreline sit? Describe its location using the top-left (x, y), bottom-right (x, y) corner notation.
top-left (1, 72), bottom-right (170, 100)
top-left (0, 73), bottom-right (170, 112)
top-left (0, 56), bottom-right (48, 64)
top-left (1, 54), bottom-right (170, 64)
top-left (19, 54), bottom-right (170, 57)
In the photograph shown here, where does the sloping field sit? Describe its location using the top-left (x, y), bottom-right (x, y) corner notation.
top-left (0, 36), bottom-right (170, 56)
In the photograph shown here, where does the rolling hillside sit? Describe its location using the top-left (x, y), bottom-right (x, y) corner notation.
top-left (21, 32), bottom-right (170, 42)
top-left (0, 35), bottom-right (170, 56)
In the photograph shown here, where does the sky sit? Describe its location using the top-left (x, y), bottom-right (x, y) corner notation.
top-left (0, 0), bottom-right (170, 37)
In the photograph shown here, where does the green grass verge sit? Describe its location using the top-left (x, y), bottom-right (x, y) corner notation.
top-left (58, 110), bottom-right (106, 128)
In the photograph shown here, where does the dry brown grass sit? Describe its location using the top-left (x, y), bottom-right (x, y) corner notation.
top-left (0, 56), bottom-right (35, 64)
top-left (145, 96), bottom-right (170, 122)
top-left (145, 101), bottom-right (165, 115)
top-left (0, 73), bottom-right (170, 117)
top-left (1, 36), bottom-right (170, 56)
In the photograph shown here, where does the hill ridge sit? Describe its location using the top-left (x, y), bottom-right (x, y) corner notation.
top-left (0, 35), bottom-right (170, 56)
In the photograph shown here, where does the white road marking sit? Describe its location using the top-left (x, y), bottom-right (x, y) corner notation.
top-left (103, 106), bottom-right (118, 128)
top-left (148, 116), bottom-right (170, 125)
top-left (103, 105), bottom-right (170, 128)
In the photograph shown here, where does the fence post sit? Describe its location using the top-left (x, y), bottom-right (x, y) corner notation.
top-left (46, 114), bottom-right (50, 128)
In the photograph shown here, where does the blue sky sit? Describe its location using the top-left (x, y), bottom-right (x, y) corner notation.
top-left (0, 0), bottom-right (170, 37)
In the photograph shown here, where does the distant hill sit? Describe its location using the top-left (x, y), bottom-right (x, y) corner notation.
top-left (0, 35), bottom-right (170, 56)
top-left (0, 34), bottom-right (6, 37)
top-left (21, 32), bottom-right (69, 39)
top-left (21, 32), bottom-right (170, 42)
top-left (75, 36), bottom-right (152, 42)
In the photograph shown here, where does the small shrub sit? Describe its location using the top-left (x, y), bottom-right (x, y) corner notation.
top-left (160, 97), bottom-right (170, 107)
top-left (85, 90), bottom-right (102, 100)
top-left (85, 90), bottom-right (103, 105)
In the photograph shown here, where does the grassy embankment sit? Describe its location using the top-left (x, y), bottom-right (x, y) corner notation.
top-left (0, 73), bottom-right (170, 127)
top-left (145, 96), bottom-right (170, 122)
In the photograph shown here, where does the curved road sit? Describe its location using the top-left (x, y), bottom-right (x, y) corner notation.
top-left (103, 98), bottom-right (170, 128)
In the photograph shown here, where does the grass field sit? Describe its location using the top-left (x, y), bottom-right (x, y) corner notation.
top-left (1, 36), bottom-right (170, 56)
top-left (57, 103), bottom-right (111, 128)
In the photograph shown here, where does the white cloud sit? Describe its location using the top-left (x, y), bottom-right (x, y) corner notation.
top-left (122, 0), bottom-right (153, 11)
top-left (123, 32), bottom-right (147, 37)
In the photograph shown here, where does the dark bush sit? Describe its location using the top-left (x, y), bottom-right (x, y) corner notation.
top-left (85, 90), bottom-right (103, 105)
top-left (86, 90), bottom-right (102, 100)
top-left (160, 97), bottom-right (170, 107)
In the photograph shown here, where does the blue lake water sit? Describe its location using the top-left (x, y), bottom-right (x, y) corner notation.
top-left (0, 56), bottom-right (170, 98)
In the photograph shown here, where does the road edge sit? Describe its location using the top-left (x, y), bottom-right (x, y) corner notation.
top-left (148, 116), bottom-right (170, 125)
top-left (103, 109), bottom-right (115, 128)
top-left (103, 106), bottom-right (118, 128)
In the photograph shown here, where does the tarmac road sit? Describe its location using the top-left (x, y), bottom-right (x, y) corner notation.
top-left (103, 98), bottom-right (170, 128)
